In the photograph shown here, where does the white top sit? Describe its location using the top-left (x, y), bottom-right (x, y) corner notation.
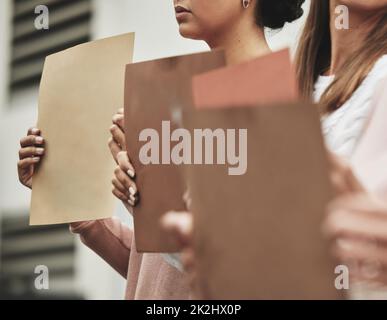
top-left (315, 55), bottom-right (387, 159)
top-left (315, 54), bottom-right (387, 300)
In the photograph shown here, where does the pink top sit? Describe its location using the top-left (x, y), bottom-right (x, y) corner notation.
top-left (70, 218), bottom-right (191, 300)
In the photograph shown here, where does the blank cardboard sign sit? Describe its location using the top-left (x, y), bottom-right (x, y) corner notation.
top-left (124, 50), bottom-right (226, 253)
top-left (30, 33), bottom-right (135, 225)
top-left (184, 103), bottom-right (343, 300)
top-left (192, 49), bottom-right (299, 110)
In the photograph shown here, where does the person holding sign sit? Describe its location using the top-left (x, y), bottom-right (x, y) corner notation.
top-left (298, 0), bottom-right (387, 299)
top-left (163, 0), bottom-right (387, 299)
top-left (17, 0), bottom-right (306, 300)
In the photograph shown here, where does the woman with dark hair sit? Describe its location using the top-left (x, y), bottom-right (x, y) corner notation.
top-left (172, 0), bottom-right (304, 65)
top-left (17, 0), bottom-right (306, 300)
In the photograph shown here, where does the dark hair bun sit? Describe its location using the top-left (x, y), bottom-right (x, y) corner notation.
top-left (256, 0), bottom-right (305, 29)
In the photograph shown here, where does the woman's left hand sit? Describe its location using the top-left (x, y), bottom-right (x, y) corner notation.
top-left (108, 108), bottom-right (138, 206)
top-left (323, 193), bottom-right (387, 285)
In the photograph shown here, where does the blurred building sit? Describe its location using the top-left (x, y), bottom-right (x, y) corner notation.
top-left (0, 0), bottom-right (308, 300)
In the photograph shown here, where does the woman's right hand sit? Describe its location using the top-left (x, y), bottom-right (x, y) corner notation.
top-left (323, 193), bottom-right (387, 285)
top-left (161, 191), bottom-right (198, 295)
top-left (17, 127), bottom-right (45, 189)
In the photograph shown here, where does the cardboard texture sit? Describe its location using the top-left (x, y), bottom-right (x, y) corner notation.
top-left (124, 50), bottom-right (226, 252)
top-left (184, 104), bottom-right (343, 300)
top-left (192, 49), bottom-right (298, 109)
top-left (30, 33), bottom-right (135, 225)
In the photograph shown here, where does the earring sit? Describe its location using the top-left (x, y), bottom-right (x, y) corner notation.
top-left (242, 0), bottom-right (250, 9)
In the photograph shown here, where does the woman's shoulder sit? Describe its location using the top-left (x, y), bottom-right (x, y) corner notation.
top-left (321, 55), bottom-right (387, 158)
top-left (347, 54), bottom-right (387, 109)
top-left (367, 54), bottom-right (387, 82)
top-left (344, 54), bottom-right (387, 104)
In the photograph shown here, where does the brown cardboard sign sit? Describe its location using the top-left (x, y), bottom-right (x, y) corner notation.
top-left (30, 33), bottom-right (135, 225)
top-left (184, 103), bottom-right (342, 300)
top-left (124, 50), bottom-right (226, 252)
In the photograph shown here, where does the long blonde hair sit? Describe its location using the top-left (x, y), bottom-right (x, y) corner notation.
top-left (296, 1), bottom-right (387, 113)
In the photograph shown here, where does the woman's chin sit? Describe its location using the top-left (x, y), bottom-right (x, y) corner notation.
top-left (178, 25), bottom-right (203, 41)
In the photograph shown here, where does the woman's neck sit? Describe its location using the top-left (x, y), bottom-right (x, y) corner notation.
top-left (328, 1), bottom-right (381, 75)
top-left (206, 19), bottom-right (271, 66)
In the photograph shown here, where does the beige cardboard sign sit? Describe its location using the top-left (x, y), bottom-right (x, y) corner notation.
top-left (30, 33), bottom-right (135, 225)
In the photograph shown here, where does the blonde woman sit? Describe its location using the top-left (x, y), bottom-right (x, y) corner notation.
top-left (164, 0), bottom-right (387, 298)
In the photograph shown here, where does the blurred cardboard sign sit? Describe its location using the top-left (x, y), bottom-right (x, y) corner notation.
top-left (184, 104), bottom-right (343, 300)
top-left (124, 50), bottom-right (226, 252)
top-left (192, 49), bottom-right (299, 109)
top-left (30, 33), bottom-right (135, 225)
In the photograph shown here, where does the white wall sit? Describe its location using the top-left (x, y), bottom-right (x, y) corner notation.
top-left (0, 0), bottom-right (309, 300)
